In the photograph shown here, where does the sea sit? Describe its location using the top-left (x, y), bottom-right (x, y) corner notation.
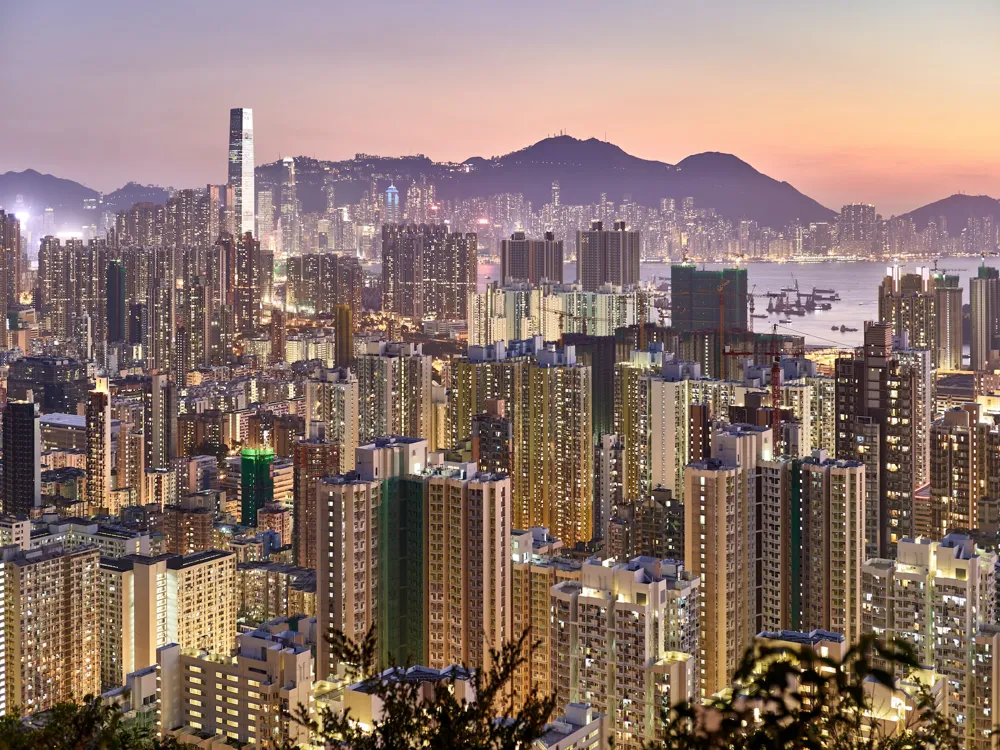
top-left (477, 256), bottom-right (1000, 349)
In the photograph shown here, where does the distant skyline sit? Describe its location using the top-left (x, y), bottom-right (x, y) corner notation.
top-left (4, 0), bottom-right (1000, 216)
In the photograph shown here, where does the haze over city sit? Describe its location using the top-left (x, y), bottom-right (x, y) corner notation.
top-left (5, 0), bottom-right (1000, 214)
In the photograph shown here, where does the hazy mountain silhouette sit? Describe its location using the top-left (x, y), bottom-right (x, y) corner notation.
top-left (0, 169), bottom-right (99, 213)
top-left (896, 194), bottom-right (1000, 236)
top-left (436, 136), bottom-right (836, 227)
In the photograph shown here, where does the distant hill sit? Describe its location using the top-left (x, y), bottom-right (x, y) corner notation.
top-left (438, 136), bottom-right (837, 228)
top-left (102, 182), bottom-right (170, 212)
top-left (0, 169), bottom-right (98, 213)
top-left (897, 194), bottom-right (1000, 236)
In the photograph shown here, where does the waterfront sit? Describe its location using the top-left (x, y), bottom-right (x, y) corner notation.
top-left (478, 256), bottom-right (1000, 349)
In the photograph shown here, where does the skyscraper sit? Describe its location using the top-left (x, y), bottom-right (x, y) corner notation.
top-left (228, 108), bottom-right (255, 236)
top-left (0, 210), bottom-right (20, 313)
top-left (838, 203), bottom-right (877, 254)
top-left (280, 157), bottom-right (299, 255)
top-left (335, 303), bottom-right (353, 368)
top-left (877, 266), bottom-right (939, 366)
top-left (970, 264), bottom-right (1000, 371)
top-left (935, 274), bottom-right (963, 371)
top-left (385, 183), bottom-right (400, 224)
top-left (835, 322), bottom-right (925, 558)
top-left (85, 378), bottom-right (112, 513)
top-left (355, 341), bottom-right (433, 444)
top-left (234, 231), bottom-right (263, 334)
top-left (107, 259), bottom-right (126, 344)
top-left (381, 224), bottom-right (477, 321)
top-left (4, 545), bottom-right (101, 714)
top-left (576, 220), bottom-right (640, 291)
top-left (670, 264), bottom-right (749, 334)
top-left (500, 230), bottom-right (563, 285)
top-left (3, 399), bottom-right (41, 516)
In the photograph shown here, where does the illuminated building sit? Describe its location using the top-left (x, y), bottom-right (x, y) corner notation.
top-left (418, 459), bottom-right (510, 672)
top-left (862, 535), bottom-right (995, 747)
top-left (280, 157), bottom-right (299, 255)
top-left (234, 231), bottom-right (263, 334)
top-left (935, 274), bottom-right (963, 371)
top-left (381, 223), bottom-right (477, 321)
top-left (550, 558), bottom-right (698, 749)
top-left (684, 425), bottom-right (772, 699)
top-left (837, 203), bottom-right (877, 254)
top-left (835, 324), bottom-right (929, 558)
top-left (228, 107), bottom-right (255, 236)
top-left (0, 210), bottom-right (21, 311)
top-left (576, 220), bottom-right (640, 292)
top-left (355, 341), bottom-right (432, 444)
top-left (84, 378), bottom-right (112, 513)
top-left (509, 528), bottom-right (580, 710)
top-left (877, 266), bottom-right (939, 366)
top-left (4, 544), bottom-right (101, 713)
top-left (157, 629), bottom-right (313, 747)
top-left (306, 368), bottom-right (359, 474)
top-left (292, 438), bottom-right (338, 569)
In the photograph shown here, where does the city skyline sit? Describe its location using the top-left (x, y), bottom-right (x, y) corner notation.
top-left (4, 1), bottom-right (1000, 215)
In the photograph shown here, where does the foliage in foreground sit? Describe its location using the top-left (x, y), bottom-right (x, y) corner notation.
top-left (0, 696), bottom-right (188, 750)
top-left (288, 625), bottom-right (557, 750)
top-left (649, 634), bottom-right (962, 750)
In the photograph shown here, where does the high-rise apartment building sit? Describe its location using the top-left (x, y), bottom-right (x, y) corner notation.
top-left (925, 405), bottom-right (981, 538)
top-left (970, 264), bottom-right (1000, 371)
top-left (550, 558), bottom-right (698, 749)
top-left (420, 460), bottom-right (510, 672)
top-left (3, 399), bottom-right (41, 516)
top-left (576, 220), bottom-right (640, 292)
top-left (500, 230), bottom-right (563, 285)
top-left (788, 455), bottom-right (866, 643)
top-left (509, 528), bottom-right (580, 710)
top-left (877, 266), bottom-right (939, 366)
top-left (107, 259), bottom-right (126, 345)
top-left (684, 424), bottom-right (772, 699)
top-left (935, 274), bottom-right (963, 371)
top-left (305, 367), bottom-right (359, 474)
top-left (292, 438), bottom-right (338, 569)
top-left (315, 473), bottom-right (381, 680)
top-left (381, 223), bottom-right (477, 321)
top-left (470, 399), bottom-right (512, 476)
top-left (4, 544), bottom-right (101, 714)
top-left (85, 378), bottom-right (112, 513)
top-left (0, 210), bottom-right (21, 312)
top-left (835, 322), bottom-right (925, 558)
top-left (234, 231), bottom-right (263, 334)
top-left (228, 107), bottom-right (255, 236)
top-left (838, 203), bottom-right (877, 253)
top-left (355, 341), bottom-right (432, 444)
top-left (862, 535), bottom-right (996, 747)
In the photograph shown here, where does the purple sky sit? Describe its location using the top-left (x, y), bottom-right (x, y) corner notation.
top-left (4, 0), bottom-right (1000, 215)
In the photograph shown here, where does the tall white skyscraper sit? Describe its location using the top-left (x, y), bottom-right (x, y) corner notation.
top-left (228, 107), bottom-right (255, 236)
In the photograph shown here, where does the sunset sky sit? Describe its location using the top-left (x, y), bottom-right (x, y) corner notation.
top-left (4, 0), bottom-right (999, 215)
